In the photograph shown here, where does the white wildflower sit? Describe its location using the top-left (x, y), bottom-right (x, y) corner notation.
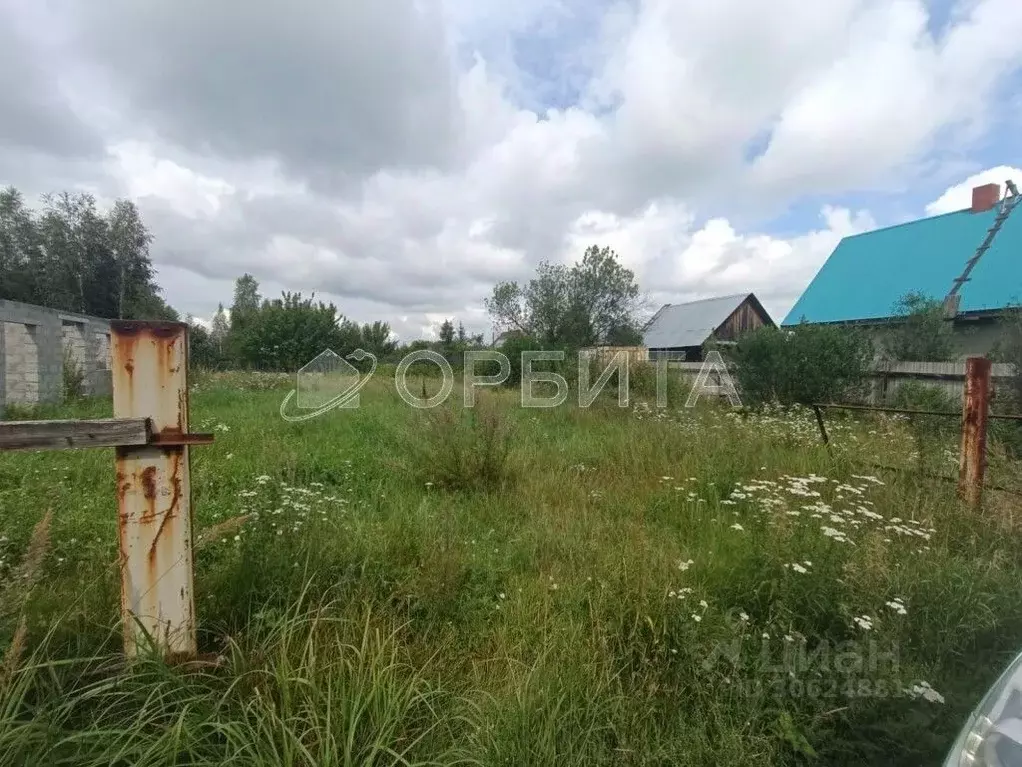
top-left (853, 615), bottom-right (874, 631)
top-left (905, 681), bottom-right (945, 704)
top-left (885, 598), bottom-right (907, 615)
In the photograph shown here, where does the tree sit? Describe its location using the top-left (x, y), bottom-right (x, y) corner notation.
top-left (360, 321), bottom-right (397, 357)
top-left (234, 292), bottom-right (345, 371)
top-left (605, 321), bottom-right (643, 346)
top-left (485, 245), bottom-right (640, 348)
top-left (226, 274), bottom-right (262, 365)
top-left (37, 191), bottom-right (110, 315)
top-left (185, 317), bottom-right (223, 370)
top-left (335, 318), bottom-right (364, 357)
top-left (230, 274), bottom-right (261, 330)
top-left (127, 292), bottom-right (180, 321)
top-left (107, 200), bottom-right (158, 319)
top-left (0, 187), bottom-right (42, 303)
top-left (734, 323), bottom-right (873, 406)
top-left (211, 303), bottom-right (230, 352)
top-left (438, 318), bottom-right (455, 347)
top-left (0, 185), bottom-right (170, 320)
top-left (886, 292), bottom-right (956, 362)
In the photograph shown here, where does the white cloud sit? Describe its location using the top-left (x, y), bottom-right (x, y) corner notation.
top-left (1, 0), bottom-right (1020, 338)
top-left (109, 142), bottom-right (236, 219)
top-left (925, 165), bottom-right (1022, 215)
top-left (563, 201), bottom-right (876, 322)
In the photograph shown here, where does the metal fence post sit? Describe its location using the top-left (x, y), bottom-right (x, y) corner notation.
top-left (958, 356), bottom-right (991, 510)
top-left (111, 321), bottom-right (197, 659)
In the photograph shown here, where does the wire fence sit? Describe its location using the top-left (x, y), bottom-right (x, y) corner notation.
top-left (811, 358), bottom-right (1019, 507)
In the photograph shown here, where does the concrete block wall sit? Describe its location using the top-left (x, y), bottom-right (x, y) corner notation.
top-left (0, 299), bottom-right (113, 412)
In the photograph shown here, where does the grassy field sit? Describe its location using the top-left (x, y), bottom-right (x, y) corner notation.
top-left (2, 370), bottom-right (1022, 765)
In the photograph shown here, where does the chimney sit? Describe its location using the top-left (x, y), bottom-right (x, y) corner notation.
top-left (971, 183), bottom-right (1000, 213)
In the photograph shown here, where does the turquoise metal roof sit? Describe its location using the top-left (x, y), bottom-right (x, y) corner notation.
top-left (782, 205), bottom-right (1022, 325)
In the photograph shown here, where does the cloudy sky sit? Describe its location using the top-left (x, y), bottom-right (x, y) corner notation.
top-left (2, 0), bottom-right (1021, 341)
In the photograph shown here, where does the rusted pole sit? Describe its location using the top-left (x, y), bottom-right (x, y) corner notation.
top-left (958, 356), bottom-right (991, 509)
top-left (111, 321), bottom-right (197, 660)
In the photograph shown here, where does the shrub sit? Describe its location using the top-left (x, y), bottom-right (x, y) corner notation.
top-left (499, 335), bottom-right (543, 388)
top-left (578, 356), bottom-right (690, 406)
top-left (405, 394), bottom-right (515, 492)
top-left (733, 323), bottom-right (873, 406)
top-left (988, 309), bottom-right (1022, 455)
top-left (890, 381), bottom-right (960, 468)
top-left (885, 292), bottom-right (956, 362)
top-left (61, 344), bottom-right (86, 400)
top-left (890, 380), bottom-right (959, 418)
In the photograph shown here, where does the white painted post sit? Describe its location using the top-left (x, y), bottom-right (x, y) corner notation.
top-left (111, 321), bottom-right (197, 660)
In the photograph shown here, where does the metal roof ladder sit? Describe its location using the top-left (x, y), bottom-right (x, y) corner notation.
top-left (943, 180), bottom-right (1020, 318)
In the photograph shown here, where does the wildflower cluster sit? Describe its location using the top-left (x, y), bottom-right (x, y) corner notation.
top-left (203, 465), bottom-right (365, 547)
top-left (714, 472), bottom-right (935, 550)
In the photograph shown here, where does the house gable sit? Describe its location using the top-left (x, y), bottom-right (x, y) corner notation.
top-left (644, 293), bottom-right (774, 352)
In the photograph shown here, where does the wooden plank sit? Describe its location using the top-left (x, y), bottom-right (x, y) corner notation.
top-left (0, 418), bottom-right (149, 452)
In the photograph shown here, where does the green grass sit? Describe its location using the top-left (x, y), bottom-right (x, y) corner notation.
top-left (2, 371), bottom-right (1022, 765)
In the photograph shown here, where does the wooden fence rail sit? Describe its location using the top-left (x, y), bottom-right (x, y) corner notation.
top-left (667, 359), bottom-right (1017, 405)
top-left (0, 321), bottom-right (212, 661)
top-left (0, 418), bottom-right (150, 452)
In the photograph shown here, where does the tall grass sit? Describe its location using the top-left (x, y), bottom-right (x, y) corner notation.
top-left (1, 378), bottom-right (1021, 764)
top-left (403, 393), bottom-right (516, 492)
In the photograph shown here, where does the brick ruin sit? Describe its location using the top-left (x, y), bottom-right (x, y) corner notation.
top-left (0, 299), bottom-right (113, 412)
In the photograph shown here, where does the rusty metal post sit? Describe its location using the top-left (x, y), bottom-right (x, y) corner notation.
top-left (111, 321), bottom-right (197, 660)
top-left (958, 356), bottom-right (991, 509)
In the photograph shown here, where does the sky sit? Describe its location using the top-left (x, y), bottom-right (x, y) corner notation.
top-left (1, 0), bottom-right (1021, 342)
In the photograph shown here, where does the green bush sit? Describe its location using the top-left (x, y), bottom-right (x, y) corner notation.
top-left (579, 357), bottom-right (690, 406)
top-left (886, 292), bottom-right (956, 362)
top-left (733, 323), bottom-right (873, 406)
top-left (61, 345), bottom-right (86, 401)
top-left (500, 335), bottom-right (563, 388)
top-left (890, 380), bottom-right (959, 415)
top-left (404, 395), bottom-right (515, 492)
top-left (890, 381), bottom-right (960, 469)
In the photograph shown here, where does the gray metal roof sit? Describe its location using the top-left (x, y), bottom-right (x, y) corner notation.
top-left (643, 293), bottom-right (750, 349)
